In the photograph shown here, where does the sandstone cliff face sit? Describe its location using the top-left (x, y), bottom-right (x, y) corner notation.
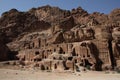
top-left (0, 5), bottom-right (120, 71)
top-left (33, 5), bottom-right (66, 24)
top-left (0, 8), bottom-right (51, 43)
top-left (109, 8), bottom-right (120, 22)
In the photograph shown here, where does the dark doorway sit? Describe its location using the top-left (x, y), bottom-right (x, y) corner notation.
top-left (72, 48), bottom-right (76, 56)
top-left (54, 64), bottom-right (57, 69)
top-left (68, 57), bottom-right (73, 60)
top-left (59, 47), bottom-right (63, 54)
top-left (41, 65), bottom-right (45, 70)
top-left (75, 59), bottom-right (77, 63)
top-left (35, 51), bottom-right (39, 55)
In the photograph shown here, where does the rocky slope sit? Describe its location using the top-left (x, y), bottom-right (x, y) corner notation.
top-left (0, 5), bottom-right (120, 63)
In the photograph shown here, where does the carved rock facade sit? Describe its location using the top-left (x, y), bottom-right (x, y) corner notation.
top-left (0, 5), bottom-right (120, 72)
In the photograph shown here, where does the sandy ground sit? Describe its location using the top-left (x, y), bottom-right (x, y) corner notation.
top-left (0, 69), bottom-right (120, 80)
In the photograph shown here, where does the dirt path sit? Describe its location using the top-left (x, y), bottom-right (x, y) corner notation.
top-left (0, 69), bottom-right (120, 80)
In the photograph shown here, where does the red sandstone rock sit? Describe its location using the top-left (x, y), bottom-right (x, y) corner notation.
top-left (0, 5), bottom-right (120, 71)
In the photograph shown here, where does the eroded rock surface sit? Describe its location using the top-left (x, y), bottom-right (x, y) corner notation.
top-left (0, 5), bottom-right (120, 71)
